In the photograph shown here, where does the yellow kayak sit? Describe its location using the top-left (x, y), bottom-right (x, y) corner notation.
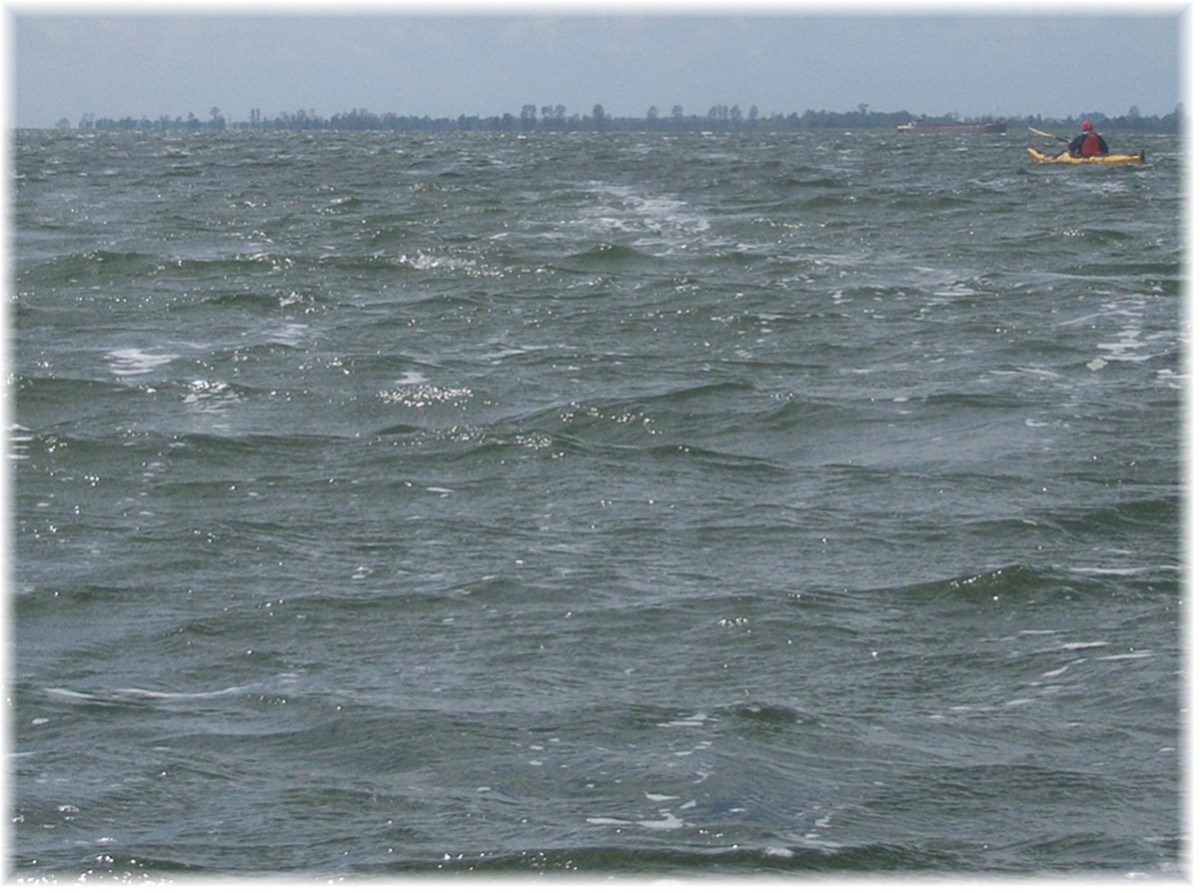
top-left (1027, 147), bottom-right (1145, 165)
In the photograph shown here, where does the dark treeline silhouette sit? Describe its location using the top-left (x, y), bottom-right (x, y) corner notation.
top-left (64, 103), bottom-right (1184, 134)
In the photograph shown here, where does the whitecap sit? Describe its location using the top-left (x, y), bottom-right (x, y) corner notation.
top-left (112, 685), bottom-right (249, 701)
top-left (1042, 660), bottom-right (1084, 678)
top-left (105, 347), bottom-right (177, 377)
top-left (8, 423), bottom-right (33, 461)
top-left (47, 685), bottom-right (250, 704)
top-left (657, 712), bottom-right (708, 728)
top-left (570, 182), bottom-right (710, 254)
top-left (1154, 371), bottom-right (1182, 391)
top-left (267, 322), bottom-right (308, 347)
top-left (378, 384), bottom-right (472, 408)
top-left (637, 811), bottom-right (685, 830)
top-left (1061, 641), bottom-right (1109, 651)
top-left (183, 379), bottom-right (241, 412)
top-left (44, 687), bottom-right (97, 704)
top-left (397, 252), bottom-right (481, 274)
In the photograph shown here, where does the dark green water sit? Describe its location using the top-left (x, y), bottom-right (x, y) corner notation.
top-left (10, 128), bottom-right (1184, 879)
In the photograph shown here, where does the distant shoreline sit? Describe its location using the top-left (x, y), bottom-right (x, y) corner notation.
top-left (41, 105), bottom-right (1183, 135)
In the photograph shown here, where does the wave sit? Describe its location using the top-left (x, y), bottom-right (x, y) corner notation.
top-left (15, 373), bottom-right (138, 402)
top-left (557, 242), bottom-right (658, 270)
top-left (44, 684), bottom-right (253, 706)
top-left (25, 246), bottom-right (475, 293)
top-left (12, 128), bottom-right (1182, 883)
top-left (389, 841), bottom-right (967, 874)
top-left (836, 560), bottom-right (1179, 609)
top-left (25, 823), bottom-right (1182, 879)
top-left (201, 288), bottom-right (324, 311)
top-left (477, 384), bottom-right (761, 449)
top-left (770, 174), bottom-right (847, 191)
top-left (65, 827), bottom-right (1181, 877)
top-left (1036, 496), bottom-right (1180, 537)
top-left (21, 249), bottom-right (165, 283)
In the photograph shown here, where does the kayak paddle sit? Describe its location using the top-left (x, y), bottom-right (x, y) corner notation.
top-left (1027, 126), bottom-right (1068, 143)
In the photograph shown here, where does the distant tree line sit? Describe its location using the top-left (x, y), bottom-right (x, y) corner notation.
top-left (60, 103), bottom-right (1184, 134)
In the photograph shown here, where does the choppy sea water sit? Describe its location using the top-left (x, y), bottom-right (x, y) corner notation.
top-left (9, 128), bottom-right (1184, 879)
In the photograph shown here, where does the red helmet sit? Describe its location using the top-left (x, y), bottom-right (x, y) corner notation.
top-left (1081, 120), bottom-right (1094, 131)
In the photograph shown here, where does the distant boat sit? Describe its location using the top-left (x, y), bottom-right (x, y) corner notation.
top-left (897, 120), bottom-right (1008, 134)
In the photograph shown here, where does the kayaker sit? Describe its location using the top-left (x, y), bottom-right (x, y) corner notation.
top-left (1066, 120), bottom-right (1109, 158)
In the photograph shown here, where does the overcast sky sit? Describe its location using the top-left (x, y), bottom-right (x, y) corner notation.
top-left (7, 3), bottom-right (1187, 129)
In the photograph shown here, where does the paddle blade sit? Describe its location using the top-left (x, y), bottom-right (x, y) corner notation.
top-left (1027, 126), bottom-right (1068, 142)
